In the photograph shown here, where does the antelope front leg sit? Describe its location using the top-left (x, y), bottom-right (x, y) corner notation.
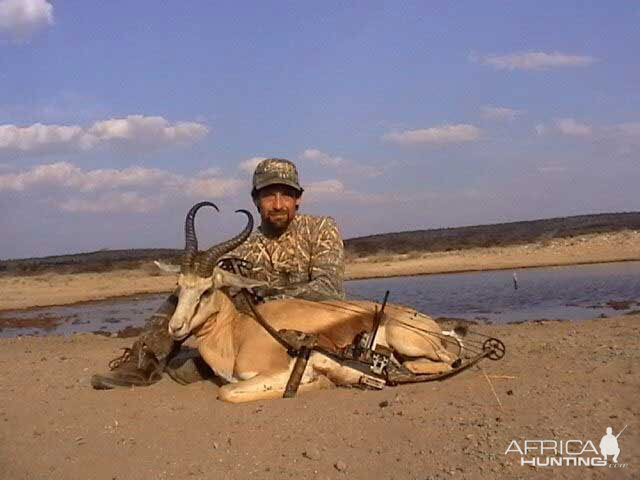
top-left (217, 369), bottom-right (333, 403)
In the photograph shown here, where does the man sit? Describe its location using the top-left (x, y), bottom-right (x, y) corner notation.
top-left (91, 158), bottom-right (345, 389)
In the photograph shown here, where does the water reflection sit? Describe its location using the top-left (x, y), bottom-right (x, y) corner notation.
top-left (346, 261), bottom-right (640, 323)
top-left (1, 261), bottom-right (639, 337)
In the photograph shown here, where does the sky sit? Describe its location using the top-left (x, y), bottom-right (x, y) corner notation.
top-left (1, 1), bottom-right (639, 259)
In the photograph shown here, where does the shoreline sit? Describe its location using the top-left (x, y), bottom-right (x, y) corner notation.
top-left (1, 231), bottom-right (638, 311)
top-left (347, 257), bottom-right (640, 281)
top-left (1, 258), bottom-right (638, 315)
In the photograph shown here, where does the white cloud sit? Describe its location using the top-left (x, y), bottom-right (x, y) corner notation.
top-left (0, 161), bottom-right (245, 213)
top-left (0, 162), bottom-right (78, 191)
top-left (0, 123), bottom-right (90, 153)
top-left (607, 122), bottom-right (640, 141)
top-left (555, 118), bottom-right (592, 136)
top-left (196, 167), bottom-right (221, 178)
top-left (75, 166), bottom-right (184, 192)
top-left (300, 148), bottom-right (343, 166)
top-left (0, 0), bottom-right (53, 41)
top-left (534, 124), bottom-right (547, 136)
top-left (342, 190), bottom-right (412, 205)
top-left (383, 124), bottom-right (481, 145)
top-left (87, 115), bottom-right (208, 145)
top-left (481, 105), bottom-right (523, 120)
top-left (303, 179), bottom-right (346, 203)
top-left (305, 179), bottom-right (345, 195)
top-left (537, 119), bottom-right (640, 151)
top-left (481, 51), bottom-right (597, 70)
top-left (604, 123), bottom-right (640, 155)
top-left (347, 163), bottom-right (384, 178)
top-left (299, 148), bottom-right (383, 177)
top-left (186, 177), bottom-right (245, 199)
top-left (302, 179), bottom-right (410, 205)
top-left (238, 156), bottom-right (266, 174)
top-left (58, 192), bottom-right (165, 214)
top-left (537, 118), bottom-right (592, 137)
top-left (0, 159), bottom-right (407, 213)
top-left (0, 115), bottom-right (209, 156)
top-left (0, 162), bottom-right (184, 192)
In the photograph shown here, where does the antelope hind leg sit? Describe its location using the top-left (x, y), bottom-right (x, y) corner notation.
top-left (385, 320), bottom-right (457, 364)
top-left (402, 358), bottom-right (452, 374)
top-left (217, 370), bottom-right (334, 403)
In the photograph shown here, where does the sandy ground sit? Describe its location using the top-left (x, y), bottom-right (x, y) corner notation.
top-left (1, 231), bottom-right (638, 311)
top-left (0, 314), bottom-right (637, 480)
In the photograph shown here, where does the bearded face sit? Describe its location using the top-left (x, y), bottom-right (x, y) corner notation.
top-left (255, 184), bottom-right (301, 234)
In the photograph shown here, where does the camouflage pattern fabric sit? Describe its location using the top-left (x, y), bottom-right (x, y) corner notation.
top-left (133, 213), bottom-right (345, 358)
top-left (224, 214), bottom-right (345, 301)
top-left (252, 157), bottom-right (303, 193)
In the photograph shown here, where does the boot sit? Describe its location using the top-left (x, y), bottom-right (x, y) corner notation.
top-left (165, 347), bottom-right (214, 385)
top-left (91, 342), bottom-right (164, 389)
top-left (91, 292), bottom-right (179, 390)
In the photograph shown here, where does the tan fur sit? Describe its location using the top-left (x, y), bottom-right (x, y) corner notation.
top-left (169, 269), bottom-right (458, 403)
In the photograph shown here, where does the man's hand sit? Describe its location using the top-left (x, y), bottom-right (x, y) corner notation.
top-left (217, 257), bottom-right (253, 275)
top-left (251, 285), bottom-right (283, 299)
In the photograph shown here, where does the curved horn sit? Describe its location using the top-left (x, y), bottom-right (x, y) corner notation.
top-left (197, 209), bottom-right (253, 277)
top-left (181, 201), bottom-right (219, 273)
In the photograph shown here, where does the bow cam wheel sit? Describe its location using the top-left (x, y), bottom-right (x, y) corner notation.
top-left (483, 338), bottom-right (505, 361)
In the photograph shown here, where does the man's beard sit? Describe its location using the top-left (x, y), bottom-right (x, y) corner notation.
top-left (263, 210), bottom-right (292, 234)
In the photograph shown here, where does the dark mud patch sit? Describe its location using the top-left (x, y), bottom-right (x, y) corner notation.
top-left (92, 330), bottom-right (112, 337)
top-left (507, 318), bottom-right (569, 325)
top-left (606, 300), bottom-right (638, 310)
top-left (0, 314), bottom-right (64, 331)
top-left (587, 299), bottom-right (638, 310)
top-left (90, 325), bottom-right (143, 338)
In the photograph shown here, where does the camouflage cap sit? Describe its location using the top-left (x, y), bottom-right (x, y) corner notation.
top-left (252, 158), bottom-right (304, 193)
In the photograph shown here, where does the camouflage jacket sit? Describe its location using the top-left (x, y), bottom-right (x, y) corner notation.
top-left (224, 214), bottom-right (345, 301)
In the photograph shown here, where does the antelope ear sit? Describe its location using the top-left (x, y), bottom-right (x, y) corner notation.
top-left (153, 260), bottom-right (181, 273)
top-left (212, 266), bottom-right (268, 290)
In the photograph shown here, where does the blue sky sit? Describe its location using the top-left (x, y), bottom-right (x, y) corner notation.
top-left (1, 1), bottom-right (639, 259)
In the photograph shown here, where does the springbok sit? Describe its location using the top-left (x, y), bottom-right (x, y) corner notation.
top-left (168, 202), bottom-right (459, 403)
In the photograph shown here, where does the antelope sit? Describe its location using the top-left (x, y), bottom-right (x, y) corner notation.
top-left (168, 202), bottom-right (460, 403)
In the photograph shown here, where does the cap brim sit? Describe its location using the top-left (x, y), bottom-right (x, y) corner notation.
top-left (254, 177), bottom-right (303, 192)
